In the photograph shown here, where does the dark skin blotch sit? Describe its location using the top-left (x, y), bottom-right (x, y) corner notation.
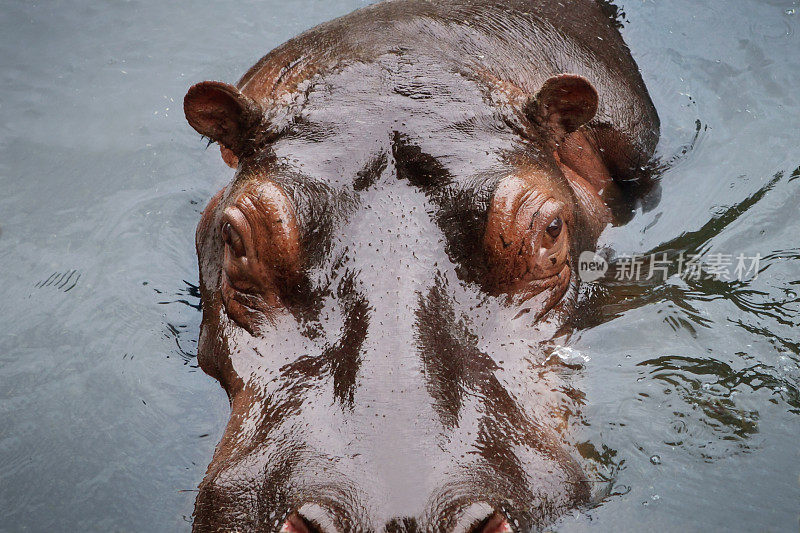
top-left (392, 132), bottom-right (452, 190)
top-left (354, 151), bottom-right (389, 191)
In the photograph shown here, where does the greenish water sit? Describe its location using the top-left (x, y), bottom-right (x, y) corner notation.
top-left (0, 0), bottom-right (798, 531)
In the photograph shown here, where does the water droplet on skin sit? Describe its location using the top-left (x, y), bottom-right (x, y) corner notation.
top-left (650, 455), bottom-right (662, 465)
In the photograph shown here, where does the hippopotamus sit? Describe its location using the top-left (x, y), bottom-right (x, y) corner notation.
top-left (183, 0), bottom-right (659, 531)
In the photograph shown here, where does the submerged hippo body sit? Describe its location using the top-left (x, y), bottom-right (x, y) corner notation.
top-left (184, 1), bottom-right (659, 531)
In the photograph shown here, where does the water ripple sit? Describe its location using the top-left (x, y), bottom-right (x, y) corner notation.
top-left (34, 269), bottom-right (81, 292)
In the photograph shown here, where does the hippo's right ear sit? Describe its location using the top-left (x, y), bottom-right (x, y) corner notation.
top-left (525, 74), bottom-right (598, 146)
top-left (184, 81), bottom-right (263, 168)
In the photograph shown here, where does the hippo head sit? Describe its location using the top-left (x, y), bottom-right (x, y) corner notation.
top-left (184, 61), bottom-right (616, 532)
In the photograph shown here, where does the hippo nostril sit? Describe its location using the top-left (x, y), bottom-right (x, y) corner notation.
top-left (472, 512), bottom-right (513, 533)
top-left (281, 513), bottom-right (320, 533)
top-left (457, 504), bottom-right (513, 533)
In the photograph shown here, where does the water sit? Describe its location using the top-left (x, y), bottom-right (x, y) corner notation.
top-left (0, 0), bottom-right (797, 531)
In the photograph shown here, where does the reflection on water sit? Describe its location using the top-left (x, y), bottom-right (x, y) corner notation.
top-left (564, 155), bottom-right (800, 527)
top-left (0, 0), bottom-right (798, 531)
top-left (156, 280), bottom-right (202, 365)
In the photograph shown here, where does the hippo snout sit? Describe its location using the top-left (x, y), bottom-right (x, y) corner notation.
top-left (193, 419), bottom-right (589, 532)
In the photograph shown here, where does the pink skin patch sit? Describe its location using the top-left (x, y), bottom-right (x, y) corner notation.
top-left (281, 515), bottom-right (311, 533)
top-left (481, 514), bottom-right (513, 533)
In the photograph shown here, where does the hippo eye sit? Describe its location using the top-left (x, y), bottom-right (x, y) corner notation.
top-left (546, 216), bottom-right (563, 240)
top-left (221, 222), bottom-right (246, 258)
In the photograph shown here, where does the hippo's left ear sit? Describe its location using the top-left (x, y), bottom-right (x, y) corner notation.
top-left (525, 74), bottom-right (598, 145)
top-left (184, 81), bottom-right (264, 166)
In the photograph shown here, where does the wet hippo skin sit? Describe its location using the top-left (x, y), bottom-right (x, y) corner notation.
top-left (183, 0), bottom-right (659, 531)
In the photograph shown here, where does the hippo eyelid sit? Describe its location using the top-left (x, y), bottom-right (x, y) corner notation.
top-left (220, 204), bottom-right (259, 258)
top-left (221, 205), bottom-right (248, 234)
top-left (221, 221), bottom-right (246, 258)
